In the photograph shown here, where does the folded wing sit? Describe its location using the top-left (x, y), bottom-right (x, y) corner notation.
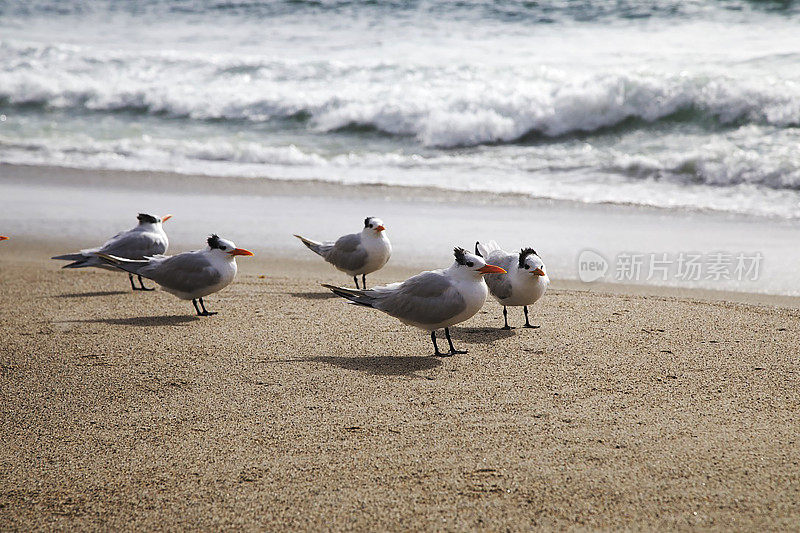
top-left (140, 253), bottom-right (222, 294)
top-left (324, 233), bottom-right (368, 272)
top-left (373, 271), bottom-right (466, 325)
top-left (97, 230), bottom-right (166, 259)
top-left (483, 251), bottom-right (516, 300)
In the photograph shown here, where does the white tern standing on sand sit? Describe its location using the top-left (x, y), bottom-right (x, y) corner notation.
top-left (476, 241), bottom-right (549, 330)
top-left (52, 213), bottom-right (171, 291)
top-left (323, 247), bottom-right (506, 356)
top-left (295, 217), bottom-right (391, 289)
top-left (97, 234), bottom-right (253, 316)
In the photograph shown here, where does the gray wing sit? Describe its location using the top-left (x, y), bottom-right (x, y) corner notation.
top-left (322, 233), bottom-right (368, 272)
top-left (374, 271), bottom-right (465, 325)
top-left (484, 251), bottom-right (516, 300)
top-left (97, 230), bottom-right (166, 259)
top-left (142, 253), bottom-right (221, 294)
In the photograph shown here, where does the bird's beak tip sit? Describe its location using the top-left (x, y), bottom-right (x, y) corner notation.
top-left (229, 248), bottom-right (254, 257)
top-left (532, 267), bottom-right (545, 276)
top-left (376, 225), bottom-right (386, 232)
top-left (0, 236), bottom-right (8, 241)
top-left (161, 214), bottom-right (172, 223)
top-left (478, 264), bottom-right (506, 274)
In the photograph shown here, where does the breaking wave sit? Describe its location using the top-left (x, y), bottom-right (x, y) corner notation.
top-left (3, 42), bottom-right (800, 148)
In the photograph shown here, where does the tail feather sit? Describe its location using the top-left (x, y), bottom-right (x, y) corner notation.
top-left (476, 240), bottom-right (502, 258)
top-left (52, 253), bottom-right (87, 261)
top-left (321, 284), bottom-right (375, 308)
top-left (294, 234), bottom-right (324, 256)
top-left (61, 259), bottom-right (92, 269)
top-left (95, 253), bottom-right (149, 275)
top-left (52, 253), bottom-right (100, 269)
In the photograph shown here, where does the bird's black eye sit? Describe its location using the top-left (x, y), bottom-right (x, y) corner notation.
top-left (466, 261), bottom-right (474, 267)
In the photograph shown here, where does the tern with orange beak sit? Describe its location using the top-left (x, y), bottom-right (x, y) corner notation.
top-left (476, 241), bottom-right (549, 330)
top-left (324, 247), bottom-right (506, 356)
top-left (97, 234), bottom-right (253, 316)
top-left (52, 212), bottom-right (171, 291)
top-left (295, 216), bottom-right (391, 289)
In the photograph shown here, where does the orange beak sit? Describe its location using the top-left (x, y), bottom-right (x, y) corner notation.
top-left (376, 225), bottom-right (386, 232)
top-left (229, 248), bottom-right (254, 257)
top-left (532, 267), bottom-right (545, 276)
top-left (0, 236), bottom-right (8, 241)
top-left (478, 264), bottom-right (506, 274)
top-left (161, 214), bottom-right (172, 223)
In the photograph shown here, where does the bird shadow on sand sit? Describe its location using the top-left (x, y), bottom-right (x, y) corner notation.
top-left (285, 355), bottom-right (442, 379)
top-left (54, 290), bottom-right (129, 298)
top-left (56, 315), bottom-right (197, 327)
top-left (456, 327), bottom-right (516, 344)
top-left (290, 291), bottom-right (338, 300)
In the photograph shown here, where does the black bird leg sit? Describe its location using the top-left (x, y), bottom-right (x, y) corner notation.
top-left (130, 273), bottom-right (154, 291)
top-left (430, 330), bottom-right (449, 357)
top-left (137, 275), bottom-right (154, 291)
top-left (523, 306), bottom-right (540, 329)
top-left (501, 306), bottom-right (514, 330)
top-left (362, 274), bottom-right (367, 289)
top-left (444, 327), bottom-right (467, 355)
top-left (198, 297), bottom-right (217, 316)
top-left (353, 275), bottom-right (360, 289)
top-left (192, 298), bottom-right (216, 316)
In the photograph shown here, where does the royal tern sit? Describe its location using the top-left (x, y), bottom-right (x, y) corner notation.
top-left (476, 241), bottom-right (549, 330)
top-left (52, 213), bottom-right (171, 291)
top-left (97, 234), bottom-right (253, 316)
top-left (324, 247), bottom-right (506, 356)
top-left (295, 217), bottom-right (391, 289)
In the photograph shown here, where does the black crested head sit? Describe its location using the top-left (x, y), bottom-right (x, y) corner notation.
top-left (364, 217), bottom-right (376, 227)
top-left (207, 234), bottom-right (223, 250)
top-left (137, 213), bottom-right (158, 224)
top-left (454, 247), bottom-right (468, 265)
top-left (518, 247), bottom-right (538, 269)
top-left (474, 241), bottom-right (482, 257)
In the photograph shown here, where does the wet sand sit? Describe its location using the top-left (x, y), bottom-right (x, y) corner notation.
top-left (1, 241), bottom-right (799, 530)
top-left (3, 162), bottom-right (800, 297)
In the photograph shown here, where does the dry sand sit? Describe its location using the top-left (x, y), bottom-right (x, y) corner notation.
top-left (1, 242), bottom-right (799, 530)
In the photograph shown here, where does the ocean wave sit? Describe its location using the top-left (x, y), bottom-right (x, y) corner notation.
top-left (3, 123), bottom-right (800, 192)
top-left (611, 143), bottom-right (800, 191)
top-left (2, 42), bottom-right (800, 148)
top-left (3, 137), bottom-right (800, 220)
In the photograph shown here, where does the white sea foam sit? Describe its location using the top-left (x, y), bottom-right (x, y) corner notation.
top-left (3, 131), bottom-right (800, 219)
top-left (2, 40), bottom-right (800, 149)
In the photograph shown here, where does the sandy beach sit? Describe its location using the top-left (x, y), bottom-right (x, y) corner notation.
top-left (2, 236), bottom-right (799, 530)
top-left (4, 1), bottom-right (800, 528)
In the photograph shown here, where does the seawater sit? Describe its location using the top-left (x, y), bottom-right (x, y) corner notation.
top-left (1, 0), bottom-right (800, 218)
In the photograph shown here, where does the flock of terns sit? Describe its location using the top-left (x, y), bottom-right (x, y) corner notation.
top-left (28, 212), bottom-right (549, 356)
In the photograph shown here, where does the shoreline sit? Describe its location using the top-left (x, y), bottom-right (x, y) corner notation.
top-left (2, 162), bottom-right (795, 224)
top-left (3, 162), bottom-right (800, 300)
